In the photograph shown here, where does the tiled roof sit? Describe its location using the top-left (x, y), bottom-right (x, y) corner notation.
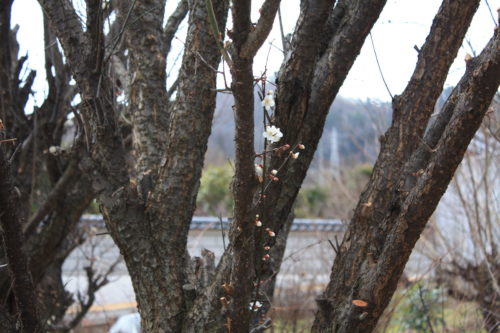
top-left (81, 215), bottom-right (346, 232)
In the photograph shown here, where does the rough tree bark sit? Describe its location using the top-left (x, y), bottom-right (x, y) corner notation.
top-left (193, 1), bottom-right (401, 331)
top-left (0, 1), bottom-right (101, 329)
top-left (18, 0), bottom-right (499, 332)
top-left (226, 0), bottom-right (282, 331)
top-left (311, 2), bottom-right (500, 332)
top-left (229, 0), bottom-right (390, 328)
top-left (0, 147), bottom-right (41, 333)
top-left (38, 0), bottom-right (228, 331)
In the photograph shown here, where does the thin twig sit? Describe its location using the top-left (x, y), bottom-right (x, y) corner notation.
top-left (369, 33), bottom-right (393, 100)
top-left (167, 78), bottom-right (179, 99)
top-left (277, 6), bottom-right (287, 54)
top-left (417, 284), bottom-right (436, 333)
top-left (484, 0), bottom-right (498, 27)
top-left (8, 140), bottom-right (23, 163)
top-left (0, 138), bottom-right (17, 144)
top-left (328, 239), bottom-right (338, 255)
top-left (175, 36), bottom-right (224, 75)
top-left (249, 318), bottom-right (272, 333)
top-left (102, 0), bottom-right (137, 67)
top-left (205, 0), bottom-right (233, 67)
top-left (218, 214), bottom-right (226, 251)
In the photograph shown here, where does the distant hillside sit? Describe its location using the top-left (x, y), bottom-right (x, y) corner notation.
top-left (206, 89), bottom-right (392, 168)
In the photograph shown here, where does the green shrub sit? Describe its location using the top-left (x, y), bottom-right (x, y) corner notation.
top-left (399, 283), bottom-right (445, 332)
top-left (296, 186), bottom-right (329, 218)
top-left (197, 164), bottom-right (233, 215)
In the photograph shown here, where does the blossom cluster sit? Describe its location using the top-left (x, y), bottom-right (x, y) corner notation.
top-left (251, 90), bottom-right (308, 266)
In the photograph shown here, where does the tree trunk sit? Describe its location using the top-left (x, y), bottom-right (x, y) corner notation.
top-left (0, 148), bottom-right (41, 333)
top-left (312, 10), bottom-right (500, 331)
top-left (30, 0), bottom-right (500, 332)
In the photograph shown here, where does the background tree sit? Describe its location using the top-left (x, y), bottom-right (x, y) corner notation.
top-left (0, 0), bottom-right (498, 332)
top-left (0, 143), bottom-right (41, 332)
top-left (419, 112), bottom-right (500, 332)
top-left (1, 0), bottom-right (99, 330)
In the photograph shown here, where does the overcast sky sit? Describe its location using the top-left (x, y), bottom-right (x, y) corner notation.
top-left (11, 0), bottom-right (499, 107)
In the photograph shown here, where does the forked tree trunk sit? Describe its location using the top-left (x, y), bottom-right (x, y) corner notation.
top-left (30, 0), bottom-right (500, 332)
top-left (311, 13), bottom-right (500, 332)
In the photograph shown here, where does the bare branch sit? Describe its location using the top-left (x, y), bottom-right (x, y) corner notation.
top-left (98, 1), bottom-right (230, 331)
top-left (125, 0), bottom-right (168, 173)
top-left (260, 0), bottom-right (383, 284)
top-left (24, 160), bottom-right (79, 237)
top-left (274, 0), bottom-right (334, 129)
top-left (311, 1), bottom-right (488, 331)
top-left (389, 0), bottom-right (481, 161)
top-left (17, 69), bottom-right (36, 109)
top-left (250, 318), bottom-right (272, 333)
top-left (37, 0), bottom-right (88, 75)
top-left (226, 2), bottom-right (258, 331)
top-left (164, 0), bottom-right (188, 57)
top-left (206, 0), bottom-right (233, 67)
top-left (103, 0), bottom-right (137, 66)
top-left (403, 24), bottom-right (500, 231)
top-left (277, 7), bottom-right (287, 53)
top-left (403, 24), bottom-right (500, 194)
top-left (167, 77), bottom-right (179, 99)
top-left (64, 258), bottom-right (119, 331)
top-left (240, 0), bottom-right (281, 58)
top-left (43, 14), bottom-right (69, 88)
top-left (368, 33), bottom-right (393, 99)
top-left (85, 0), bottom-right (105, 74)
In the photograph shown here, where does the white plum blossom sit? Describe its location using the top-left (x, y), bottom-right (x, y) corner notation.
top-left (249, 301), bottom-right (263, 311)
top-left (48, 146), bottom-right (65, 155)
top-left (262, 90), bottom-right (275, 111)
top-left (255, 164), bottom-right (264, 183)
top-left (263, 125), bottom-right (283, 143)
top-left (266, 228), bottom-right (276, 237)
top-left (254, 164), bottom-right (263, 177)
